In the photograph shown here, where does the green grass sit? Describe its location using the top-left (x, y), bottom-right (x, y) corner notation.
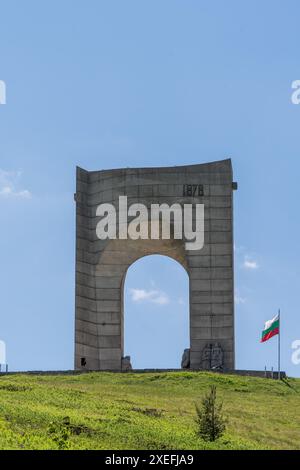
top-left (0, 371), bottom-right (299, 450)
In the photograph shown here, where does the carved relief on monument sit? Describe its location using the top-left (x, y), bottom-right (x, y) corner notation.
top-left (201, 343), bottom-right (224, 370)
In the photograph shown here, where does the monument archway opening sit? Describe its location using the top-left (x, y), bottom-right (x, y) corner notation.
top-left (124, 254), bottom-right (189, 369)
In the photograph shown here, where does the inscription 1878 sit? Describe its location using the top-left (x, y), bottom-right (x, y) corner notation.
top-left (183, 184), bottom-right (204, 197)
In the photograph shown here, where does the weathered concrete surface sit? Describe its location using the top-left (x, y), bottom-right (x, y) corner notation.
top-left (75, 159), bottom-right (236, 371)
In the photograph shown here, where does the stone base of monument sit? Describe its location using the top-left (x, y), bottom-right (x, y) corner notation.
top-left (0, 369), bottom-right (286, 379)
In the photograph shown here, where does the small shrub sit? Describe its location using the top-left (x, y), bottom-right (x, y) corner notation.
top-left (47, 417), bottom-right (71, 450)
top-left (195, 385), bottom-right (226, 441)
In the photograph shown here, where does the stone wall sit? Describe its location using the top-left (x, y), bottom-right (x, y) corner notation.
top-left (75, 159), bottom-right (236, 370)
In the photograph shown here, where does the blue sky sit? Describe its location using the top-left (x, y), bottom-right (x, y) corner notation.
top-left (0, 1), bottom-right (299, 376)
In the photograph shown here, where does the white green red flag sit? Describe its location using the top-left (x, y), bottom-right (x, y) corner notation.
top-left (261, 314), bottom-right (279, 343)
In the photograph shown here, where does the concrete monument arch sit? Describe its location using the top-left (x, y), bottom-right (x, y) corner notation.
top-left (75, 159), bottom-right (236, 370)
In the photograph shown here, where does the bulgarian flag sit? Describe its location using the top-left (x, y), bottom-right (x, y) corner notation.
top-left (261, 314), bottom-right (279, 343)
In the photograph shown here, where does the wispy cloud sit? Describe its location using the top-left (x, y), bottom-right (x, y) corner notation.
top-left (235, 293), bottom-right (246, 304)
top-left (243, 256), bottom-right (259, 270)
top-left (129, 288), bottom-right (170, 305)
top-left (0, 169), bottom-right (31, 199)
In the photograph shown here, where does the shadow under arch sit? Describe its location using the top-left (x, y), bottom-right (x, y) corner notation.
top-left (122, 253), bottom-right (190, 369)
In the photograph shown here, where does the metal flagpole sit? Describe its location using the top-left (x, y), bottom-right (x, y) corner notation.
top-left (278, 309), bottom-right (281, 380)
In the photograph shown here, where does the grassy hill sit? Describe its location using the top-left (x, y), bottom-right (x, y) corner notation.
top-left (0, 371), bottom-right (299, 450)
